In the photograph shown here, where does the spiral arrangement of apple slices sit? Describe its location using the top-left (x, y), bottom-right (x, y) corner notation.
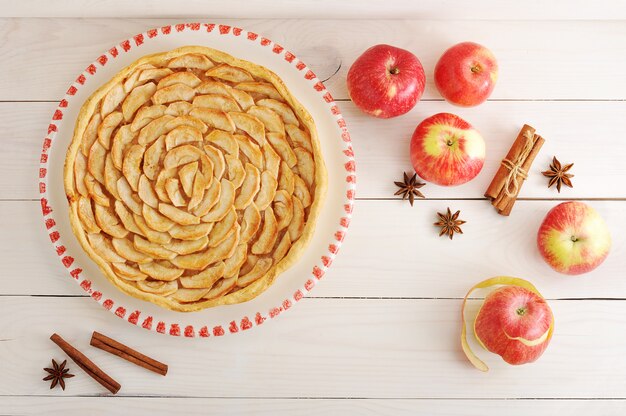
top-left (65, 47), bottom-right (324, 312)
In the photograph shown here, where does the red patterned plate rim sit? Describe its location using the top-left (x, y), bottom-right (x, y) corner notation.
top-left (39, 23), bottom-right (356, 338)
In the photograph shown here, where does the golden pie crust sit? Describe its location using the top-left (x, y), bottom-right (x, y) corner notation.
top-left (64, 46), bottom-right (327, 312)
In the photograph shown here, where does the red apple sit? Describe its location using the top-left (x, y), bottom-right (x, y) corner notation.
top-left (462, 277), bottom-right (554, 371)
top-left (409, 113), bottom-right (485, 186)
top-left (434, 42), bottom-right (498, 107)
top-left (474, 285), bottom-right (553, 366)
top-left (347, 44), bottom-right (425, 118)
top-left (537, 201), bottom-right (611, 275)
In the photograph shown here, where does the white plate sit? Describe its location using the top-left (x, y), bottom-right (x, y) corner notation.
top-left (39, 23), bottom-right (356, 338)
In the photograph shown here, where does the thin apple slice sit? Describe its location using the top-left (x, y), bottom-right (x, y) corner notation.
top-left (278, 161), bottom-right (295, 194)
top-left (266, 132), bottom-right (297, 168)
top-left (122, 144), bottom-right (144, 192)
top-left (201, 179), bottom-right (235, 223)
top-left (225, 155), bottom-right (245, 190)
top-left (234, 163), bottom-right (260, 210)
top-left (165, 101), bottom-right (193, 116)
top-left (203, 276), bottom-right (237, 300)
top-left (77, 197), bottom-right (100, 233)
top-left (94, 204), bottom-right (128, 238)
top-left (237, 257), bottom-right (273, 287)
top-left (152, 83), bottom-right (196, 105)
top-left (247, 105), bottom-right (284, 133)
top-left (235, 82), bottom-right (282, 101)
top-left (228, 88), bottom-right (255, 111)
top-left (234, 135), bottom-right (262, 170)
top-left (167, 54), bottom-right (214, 70)
top-left (229, 112), bottom-right (266, 146)
top-left (189, 108), bottom-right (236, 132)
top-left (256, 98), bottom-right (299, 126)
top-left (273, 190), bottom-right (293, 230)
top-left (195, 81), bottom-right (231, 96)
top-left (137, 68), bottom-right (173, 84)
top-left (158, 203), bottom-right (200, 225)
top-left (206, 64), bottom-right (254, 83)
top-left (293, 175), bottom-right (311, 208)
top-left (137, 174), bottom-right (159, 208)
top-left (165, 125), bottom-right (203, 151)
top-left (122, 82), bottom-right (157, 121)
top-left (157, 71), bottom-right (202, 90)
top-left (87, 233), bottom-right (126, 263)
top-left (97, 111), bottom-right (123, 149)
top-left (251, 207), bottom-right (278, 255)
top-left (81, 114), bottom-right (101, 157)
top-left (138, 115), bottom-right (176, 146)
top-left (285, 124), bottom-right (313, 152)
top-left (136, 280), bottom-right (178, 296)
top-left (101, 83), bottom-right (126, 119)
top-left (138, 261), bottom-right (183, 281)
top-left (179, 262), bottom-right (225, 289)
top-left (254, 171), bottom-right (278, 211)
top-left (112, 125), bottom-right (137, 170)
top-left (272, 232), bottom-right (292, 263)
top-left (131, 105), bottom-right (166, 132)
top-left (204, 130), bottom-right (238, 155)
top-left (165, 235), bottom-right (209, 255)
top-left (193, 94), bottom-right (241, 112)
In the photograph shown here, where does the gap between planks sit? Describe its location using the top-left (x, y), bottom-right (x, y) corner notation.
top-left (3, 294), bottom-right (626, 301)
top-left (3, 99), bottom-right (626, 103)
top-left (2, 394), bottom-right (626, 400)
top-left (2, 198), bottom-right (626, 202)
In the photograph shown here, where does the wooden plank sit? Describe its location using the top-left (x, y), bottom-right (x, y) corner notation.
top-left (1, 199), bottom-right (623, 298)
top-left (1, 397), bottom-right (625, 416)
top-left (0, 102), bottom-right (56, 200)
top-left (3, 0), bottom-right (626, 20)
top-left (2, 19), bottom-right (626, 101)
top-left (2, 297), bottom-right (626, 398)
top-left (4, 100), bottom-right (626, 200)
top-left (344, 100), bottom-right (626, 199)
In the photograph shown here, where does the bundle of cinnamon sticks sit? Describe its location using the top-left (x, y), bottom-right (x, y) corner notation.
top-left (485, 124), bottom-right (544, 216)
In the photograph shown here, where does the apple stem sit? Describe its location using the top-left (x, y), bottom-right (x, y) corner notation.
top-left (571, 236), bottom-right (578, 242)
top-left (516, 307), bottom-right (526, 316)
top-left (389, 67), bottom-right (400, 75)
top-left (470, 64), bottom-right (481, 74)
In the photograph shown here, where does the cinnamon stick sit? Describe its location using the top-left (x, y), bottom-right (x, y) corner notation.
top-left (493, 135), bottom-right (544, 215)
top-left (50, 333), bottom-right (121, 394)
top-left (484, 125), bottom-right (545, 216)
top-left (485, 124), bottom-right (536, 200)
top-left (90, 331), bottom-right (168, 376)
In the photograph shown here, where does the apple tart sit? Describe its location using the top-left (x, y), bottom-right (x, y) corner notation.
top-left (64, 46), bottom-right (327, 312)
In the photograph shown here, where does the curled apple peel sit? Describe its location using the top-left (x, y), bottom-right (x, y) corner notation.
top-left (461, 277), bottom-right (554, 371)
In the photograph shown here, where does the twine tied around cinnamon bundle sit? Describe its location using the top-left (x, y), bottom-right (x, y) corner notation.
top-left (500, 130), bottom-right (535, 197)
top-left (484, 124), bottom-right (545, 216)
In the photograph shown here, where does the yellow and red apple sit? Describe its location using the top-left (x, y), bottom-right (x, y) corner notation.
top-left (410, 113), bottom-right (485, 186)
top-left (537, 201), bottom-right (611, 275)
top-left (462, 277), bottom-right (554, 371)
top-left (347, 44), bottom-right (426, 118)
top-left (474, 285), bottom-right (553, 365)
top-left (435, 42), bottom-right (498, 107)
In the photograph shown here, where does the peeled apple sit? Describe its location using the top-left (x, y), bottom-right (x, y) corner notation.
top-left (461, 277), bottom-right (555, 371)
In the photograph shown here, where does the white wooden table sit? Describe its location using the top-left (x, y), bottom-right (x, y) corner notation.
top-left (2, 1), bottom-right (626, 414)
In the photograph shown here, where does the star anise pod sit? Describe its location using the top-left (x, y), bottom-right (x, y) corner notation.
top-left (394, 172), bottom-right (426, 206)
top-left (542, 156), bottom-right (574, 193)
top-left (434, 207), bottom-right (466, 240)
top-left (43, 359), bottom-right (74, 390)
